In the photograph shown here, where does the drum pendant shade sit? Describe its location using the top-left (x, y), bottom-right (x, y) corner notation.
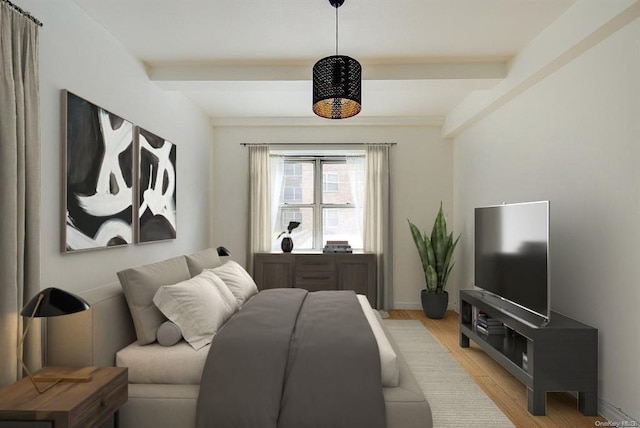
top-left (312, 0), bottom-right (362, 119)
top-left (313, 55), bottom-right (362, 119)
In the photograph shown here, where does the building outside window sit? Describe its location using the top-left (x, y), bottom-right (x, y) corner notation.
top-left (322, 172), bottom-right (339, 192)
top-left (282, 209), bottom-right (303, 226)
top-left (282, 186), bottom-right (302, 203)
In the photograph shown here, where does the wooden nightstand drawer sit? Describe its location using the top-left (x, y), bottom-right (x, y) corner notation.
top-left (0, 367), bottom-right (127, 428)
top-left (71, 369), bottom-right (127, 427)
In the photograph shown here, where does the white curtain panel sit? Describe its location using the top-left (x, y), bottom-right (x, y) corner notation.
top-left (247, 145), bottom-right (271, 274)
top-left (0, 2), bottom-right (41, 387)
top-left (364, 144), bottom-right (393, 310)
top-left (346, 155), bottom-right (365, 248)
top-left (269, 155), bottom-right (285, 252)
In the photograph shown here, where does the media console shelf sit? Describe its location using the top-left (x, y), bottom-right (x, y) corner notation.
top-left (459, 290), bottom-right (598, 416)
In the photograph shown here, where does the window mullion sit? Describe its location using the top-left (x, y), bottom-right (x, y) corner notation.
top-left (314, 159), bottom-right (323, 250)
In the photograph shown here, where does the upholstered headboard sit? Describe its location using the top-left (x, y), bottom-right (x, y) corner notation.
top-left (46, 249), bottom-right (226, 368)
top-left (47, 282), bottom-right (136, 368)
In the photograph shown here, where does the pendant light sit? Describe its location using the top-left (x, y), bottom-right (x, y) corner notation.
top-left (312, 0), bottom-right (362, 119)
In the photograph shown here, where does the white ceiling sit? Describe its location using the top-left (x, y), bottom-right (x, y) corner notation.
top-left (72, 0), bottom-right (576, 123)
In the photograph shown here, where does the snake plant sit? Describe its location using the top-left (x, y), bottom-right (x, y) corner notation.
top-left (408, 203), bottom-right (460, 294)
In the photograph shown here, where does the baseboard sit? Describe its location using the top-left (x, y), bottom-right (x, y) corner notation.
top-left (393, 302), bottom-right (422, 310)
top-left (598, 398), bottom-right (638, 424)
top-left (393, 302), bottom-right (456, 311)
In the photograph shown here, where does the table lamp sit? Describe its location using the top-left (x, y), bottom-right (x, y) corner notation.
top-left (216, 246), bottom-right (231, 257)
top-left (19, 287), bottom-right (91, 393)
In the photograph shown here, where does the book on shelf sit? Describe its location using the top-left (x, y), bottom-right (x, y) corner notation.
top-left (477, 319), bottom-right (504, 327)
top-left (476, 324), bottom-right (489, 335)
top-left (477, 320), bottom-right (504, 329)
top-left (476, 313), bottom-right (504, 326)
top-left (323, 240), bottom-right (352, 253)
top-left (476, 324), bottom-right (506, 336)
top-left (479, 317), bottom-right (503, 324)
top-left (475, 312), bottom-right (506, 335)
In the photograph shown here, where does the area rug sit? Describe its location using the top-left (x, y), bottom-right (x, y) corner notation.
top-left (383, 320), bottom-right (515, 428)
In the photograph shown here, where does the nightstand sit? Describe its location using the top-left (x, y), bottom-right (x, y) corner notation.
top-left (0, 366), bottom-right (127, 428)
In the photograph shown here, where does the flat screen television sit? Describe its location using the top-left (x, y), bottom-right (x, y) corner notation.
top-left (474, 201), bottom-right (550, 323)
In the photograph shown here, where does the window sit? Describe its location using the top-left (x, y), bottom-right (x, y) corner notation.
top-left (272, 155), bottom-right (364, 251)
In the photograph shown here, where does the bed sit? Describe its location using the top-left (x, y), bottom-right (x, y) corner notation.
top-left (46, 249), bottom-right (432, 428)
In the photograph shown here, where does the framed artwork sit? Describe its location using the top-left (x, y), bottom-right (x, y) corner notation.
top-left (63, 91), bottom-right (134, 252)
top-left (136, 127), bottom-right (177, 243)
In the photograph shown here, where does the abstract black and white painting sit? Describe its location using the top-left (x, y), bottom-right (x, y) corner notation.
top-left (136, 128), bottom-right (177, 243)
top-left (64, 91), bottom-right (134, 252)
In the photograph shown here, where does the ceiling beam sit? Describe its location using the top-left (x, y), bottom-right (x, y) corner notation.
top-left (147, 61), bottom-right (507, 83)
top-left (209, 116), bottom-right (445, 128)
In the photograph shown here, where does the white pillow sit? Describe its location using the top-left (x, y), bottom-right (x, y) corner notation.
top-left (153, 270), bottom-right (239, 350)
top-left (206, 261), bottom-right (258, 307)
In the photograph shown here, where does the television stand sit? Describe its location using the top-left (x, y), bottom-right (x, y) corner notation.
top-left (459, 290), bottom-right (598, 416)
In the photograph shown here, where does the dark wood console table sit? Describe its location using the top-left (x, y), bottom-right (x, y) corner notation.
top-left (253, 252), bottom-right (377, 308)
top-left (459, 289), bottom-right (598, 416)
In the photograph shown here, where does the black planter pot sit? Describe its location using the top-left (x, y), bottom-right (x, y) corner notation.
top-left (421, 290), bottom-right (448, 319)
top-left (281, 237), bottom-right (294, 253)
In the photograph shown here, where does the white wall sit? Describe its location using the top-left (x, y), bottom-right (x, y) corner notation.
top-left (211, 125), bottom-right (453, 309)
top-left (453, 17), bottom-right (640, 422)
top-left (16, 0), bottom-right (214, 293)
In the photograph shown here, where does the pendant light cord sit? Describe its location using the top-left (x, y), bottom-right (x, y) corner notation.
top-left (335, 5), bottom-right (339, 55)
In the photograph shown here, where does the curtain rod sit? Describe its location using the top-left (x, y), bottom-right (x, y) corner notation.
top-left (1, 0), bottom-right (43, 27)
top-left (240, 143), bottom-right (396, 147)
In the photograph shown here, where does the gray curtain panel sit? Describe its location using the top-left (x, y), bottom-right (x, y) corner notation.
top-left (0, 2), bottom-right (42, 387)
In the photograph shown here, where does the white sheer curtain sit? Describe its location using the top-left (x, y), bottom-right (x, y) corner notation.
top-left (346, 155), bottom-right (365, 249)
top-left (363, 144), bottom-right (392, 310)
top-left (0, 2), bottom-right (41, 387)
top-left (269, 155), bottom-right (285, 251)
top-left (247, 146), bottom-right (271, 274)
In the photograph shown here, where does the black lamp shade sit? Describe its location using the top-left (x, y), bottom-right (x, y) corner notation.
top-left (20, 287), bottom-right (90, 318)
top-left (313, 55), bottom-right (362, 119)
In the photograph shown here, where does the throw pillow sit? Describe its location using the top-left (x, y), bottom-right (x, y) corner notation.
top-left (206, 260), bottom-right (258, 307)
top-left (117, 256), bottom-right (191, 345)
top-left (184, 248), bottom-right (222, 277)
top-left (153, 270), bottom-right (239, 350)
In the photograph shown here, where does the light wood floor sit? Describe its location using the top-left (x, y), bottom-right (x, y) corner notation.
top-left (388, 310), bottom-right (605, 428)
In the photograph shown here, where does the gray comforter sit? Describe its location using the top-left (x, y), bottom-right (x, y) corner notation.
top-left (195, 288), bottom-right (386, 428)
